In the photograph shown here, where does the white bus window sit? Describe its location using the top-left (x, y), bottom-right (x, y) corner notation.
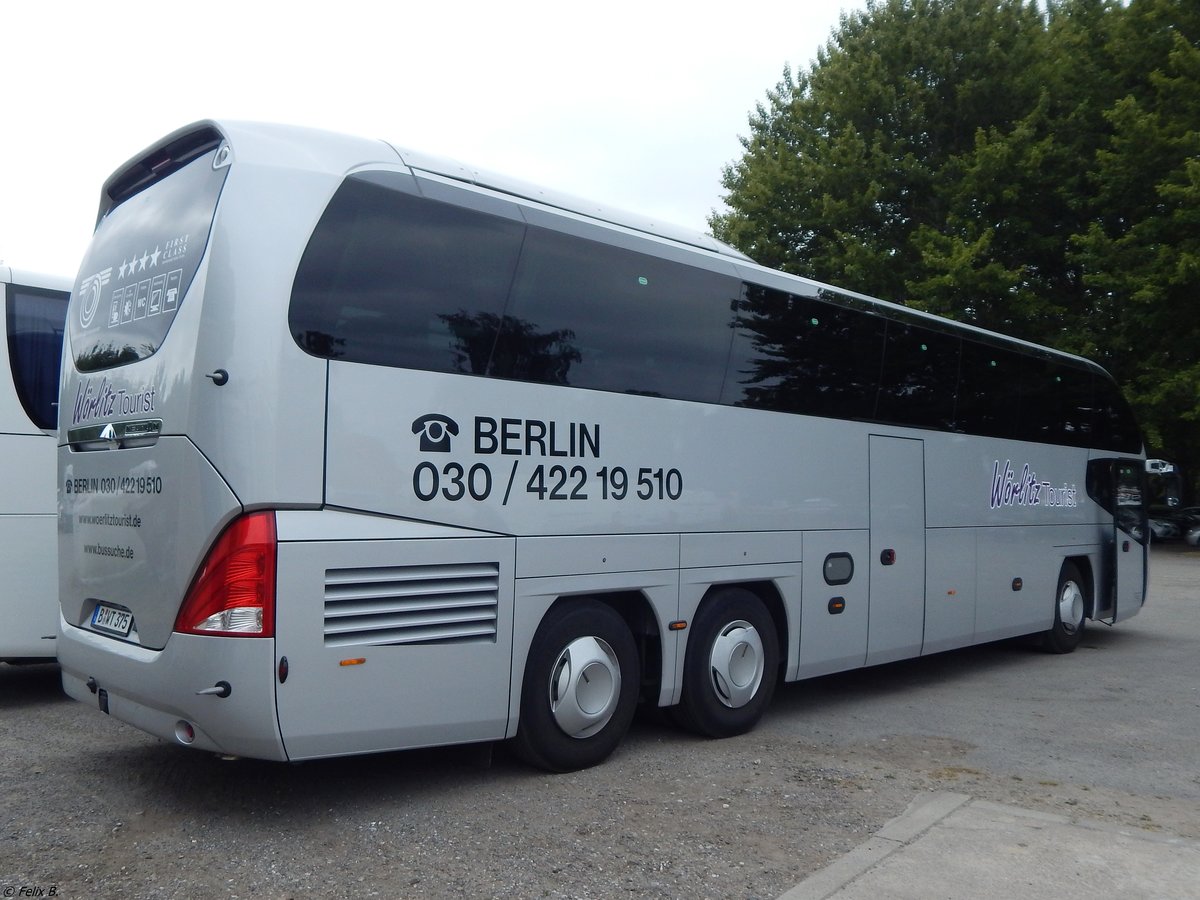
top-left (6, 285), bottom-right (67, 430)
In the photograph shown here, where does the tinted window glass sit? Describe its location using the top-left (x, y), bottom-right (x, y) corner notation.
top-left (1114, 458), bottom-right (1149, 543)
top-left (1094, 378), bottom-right (1142, 453)
top-left (496, 227), bottom-right (737, 401)
top-left (6, 284), bottom-right (68, 429)
top-left (289, 173), bottom-right (1142, 453)
top-left (290, 174), bottom-right (526, 372)
top-left (876, 322), bottom-right (960, 429)
top-left (1056, 365), bottom-right (1097, 447)
top-left (1016, 359), bottom-right (1100, 447)
top-left (70, 146), bottom-right (228, 372)
top-left (956, 340), bottom-right (1138, 450)
top-left (724, 284), bottom-right (885, 419)
top-left (955, 341), bottom-right (1026, 439)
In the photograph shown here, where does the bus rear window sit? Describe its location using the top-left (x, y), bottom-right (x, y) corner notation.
top-left (69, 145), bottom-right (228, 372)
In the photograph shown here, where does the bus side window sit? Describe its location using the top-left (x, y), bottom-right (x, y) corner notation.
top-left (498, 226), bottom-right (737, 402)
top-left (724, 284), bottom-right (885, 420)
top-left (875, 321), bottom-right (960, 430)
top-left (290, 173), bottom-right (524, 375)
top-left (1095, 379), bottom-right (1143, 454)
top-left (955, 341), bottom-right (1021, 439)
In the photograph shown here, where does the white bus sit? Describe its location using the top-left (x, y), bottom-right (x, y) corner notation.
top-left (57, 121), bottom-right (1147, 771)
top-left (1, 266), bottom-right (69, 664)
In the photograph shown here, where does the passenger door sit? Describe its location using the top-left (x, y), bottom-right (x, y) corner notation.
top-left (1092, 458), bottom-right (1148, 621)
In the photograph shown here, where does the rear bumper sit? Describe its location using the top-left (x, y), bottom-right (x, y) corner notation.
top-left (58, 612), bottom-right (287, 760)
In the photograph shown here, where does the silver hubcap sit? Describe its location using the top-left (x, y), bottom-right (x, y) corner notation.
top-left (548, 636), bottom-right (621, 739)
top-left (1058, 580), bottom-right (1084, 634)
top-left (708, 620), bottom-right (765, 709)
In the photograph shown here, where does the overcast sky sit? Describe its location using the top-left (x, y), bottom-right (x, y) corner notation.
top-left (2, 0), bottom-right (861, 279)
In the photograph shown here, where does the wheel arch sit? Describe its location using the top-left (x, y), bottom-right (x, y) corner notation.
top-left (584, 590), bottom-right (664, 705)
top-left (1063, 554), bottom-right (1095, 619)
top-left (509, 578), bottom-right (677, 740)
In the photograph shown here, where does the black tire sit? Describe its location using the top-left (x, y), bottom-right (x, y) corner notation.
top-left (1040, 562), bottom-right (1087, 654)
top-left (512, 599), bottom-right (639, 772)
top-left (674, 588), bottom-right (779, 738)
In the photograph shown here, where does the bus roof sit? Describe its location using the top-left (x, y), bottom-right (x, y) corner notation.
top-left (0, 266), bottom-right (72, 292)
top-left (388, 144), bottom-right (754, 264)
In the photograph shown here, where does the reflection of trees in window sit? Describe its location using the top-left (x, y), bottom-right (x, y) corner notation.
top-left (439, 310), bottom-right (581, 385)
top-left (733, 285), bottom-right (807, 409)
top-left (295, 330), bottom-right (345, 359)
top-left (730, 284), bottom-right (883, 420)
top-left (75, 343), bottom-right (151, 373)
top-left (875, 323), bottom-right (959, 430)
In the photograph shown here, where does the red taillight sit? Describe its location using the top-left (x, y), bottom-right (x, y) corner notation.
top-left (174, 511), bottom-right (276, 637)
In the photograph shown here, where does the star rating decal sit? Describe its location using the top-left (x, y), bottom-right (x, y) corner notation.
top-left (118, 246), bottom-right (163, 280)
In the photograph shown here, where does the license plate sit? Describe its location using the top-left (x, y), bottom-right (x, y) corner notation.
top-left (91, 603), bottom-right (133, 637)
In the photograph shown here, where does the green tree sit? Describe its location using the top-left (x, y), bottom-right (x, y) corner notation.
top-left (713, 0), bottom-right (1200, 495)
top-left (713, 0), bottom-right (1050, 321)
top-left (1070, 0), bottom-right (1200, 480)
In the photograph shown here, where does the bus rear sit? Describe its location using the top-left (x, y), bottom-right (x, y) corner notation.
top-left (56, 122), bottom-right (388, 757)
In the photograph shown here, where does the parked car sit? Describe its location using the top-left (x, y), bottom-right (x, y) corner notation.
top-left (1148, 517), bottom-right (1181, 541)
top-left (1164, 507), bottom-right (1200, 543)
top-left (1172, 506), bottom-right (1200, 526)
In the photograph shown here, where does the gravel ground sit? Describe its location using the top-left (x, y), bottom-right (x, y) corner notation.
top-left (2, 674), bottom-right (906, 899)
top-left (3, 546), bottom-right (1196, 899)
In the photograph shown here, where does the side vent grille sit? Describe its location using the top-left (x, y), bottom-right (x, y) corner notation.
top-left (324, 562), bottom-right (500, 648)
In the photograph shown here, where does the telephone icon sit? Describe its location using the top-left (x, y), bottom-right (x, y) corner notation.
top-left (411, 414), bottom-right (459, 453)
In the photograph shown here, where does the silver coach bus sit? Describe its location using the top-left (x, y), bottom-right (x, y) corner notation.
top-left (57, 121), bottom-right (1147, 771)
top-left (1, 266), bottom-right (68, 663)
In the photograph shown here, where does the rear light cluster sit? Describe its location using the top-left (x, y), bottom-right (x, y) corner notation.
top-left (174, 511), bottom-right (276, 637)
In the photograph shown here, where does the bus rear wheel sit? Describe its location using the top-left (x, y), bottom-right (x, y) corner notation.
top-left (512, 600), bottom-right (639, 772)
top-left (675, 588), bottom-right (779, 738)
top-left (1041, 562), bottom-right (1087, 654)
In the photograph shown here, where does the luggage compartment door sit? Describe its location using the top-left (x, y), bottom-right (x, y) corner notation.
top-left (275, 534), bottom-right (515, 760)
top-left (867, 435), bottom-right (927, 665)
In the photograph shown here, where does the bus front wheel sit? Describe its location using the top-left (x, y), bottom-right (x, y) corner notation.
top-left (512, 600), bottom-right (640, 772)
top-left (675, 588), bottom-right (779, 738)
top-left (1041, 562), bottom-right (1087, 654)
